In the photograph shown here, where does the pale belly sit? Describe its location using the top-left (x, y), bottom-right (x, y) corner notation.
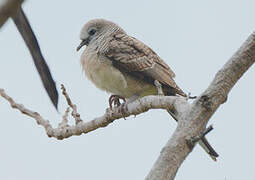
top-left (81, 50), bottom-right (157, 98)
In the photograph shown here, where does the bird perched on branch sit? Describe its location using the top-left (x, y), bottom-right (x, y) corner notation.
top-left (77, 19), bottom-right (218, 160)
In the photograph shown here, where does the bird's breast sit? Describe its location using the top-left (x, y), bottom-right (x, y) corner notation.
top-left (81, 49), bottom-right (128, 95)
top-left (80, 48), bottom-right (157, 98)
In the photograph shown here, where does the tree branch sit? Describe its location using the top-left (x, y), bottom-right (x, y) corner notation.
top-left (12, 8), bottom-right (59, 109)
top-left (1, 1), bottom-right (59, 109)
top-left (145, 32), bottom-right (255, 180)
top-left (0, 0), bottom-right (23, 27)
top-left (0, 87), bottom-right (188, 140)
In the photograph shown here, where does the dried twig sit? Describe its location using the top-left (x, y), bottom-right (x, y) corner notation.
top-left (58, 107), bottom-right (70, 129)
top-left (61, 84), bottom-right (82, 125)
top-left (0, 88), bottom-right (185, 140)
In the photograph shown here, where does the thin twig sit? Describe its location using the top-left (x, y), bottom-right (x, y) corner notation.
top-left (58, 107), bottom-right (70, 129)
top-left (61, 84), bottom-right (82, 125)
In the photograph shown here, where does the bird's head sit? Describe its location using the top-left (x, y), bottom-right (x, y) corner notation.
top-left (77, 19), bottom-right (125, 51)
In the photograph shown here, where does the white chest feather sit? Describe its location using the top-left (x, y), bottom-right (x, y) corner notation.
top-left (80, 49), bottom-right (128, 95)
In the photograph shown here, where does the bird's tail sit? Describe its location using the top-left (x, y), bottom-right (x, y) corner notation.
top-left (167, 109), bottom-right (219, 161)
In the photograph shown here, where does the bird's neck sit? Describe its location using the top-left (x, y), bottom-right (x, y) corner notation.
top-left (90, 28), bottom-right (125, 53)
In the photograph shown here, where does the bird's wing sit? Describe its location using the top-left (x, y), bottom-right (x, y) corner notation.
top-left (105, 33), bottom-right (186, 96)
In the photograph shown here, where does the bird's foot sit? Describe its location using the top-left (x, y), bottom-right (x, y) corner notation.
top-left (117, 94), bottom-right (139, 119)
top-left (154, 80), bottom-right (164, 96)
top-left (108, 95), bottom-right (126, 110)
top-left (118, 102), bottom-right (128, 120)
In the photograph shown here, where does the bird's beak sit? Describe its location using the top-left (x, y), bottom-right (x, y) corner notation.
top-left (76, 39), bottom-right (89, 51)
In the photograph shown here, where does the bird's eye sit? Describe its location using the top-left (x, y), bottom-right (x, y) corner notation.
top-left (88, 29), bottom-right (96, 36)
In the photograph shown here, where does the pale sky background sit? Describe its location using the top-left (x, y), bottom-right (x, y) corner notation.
top-left (1, 0), bottom-right (255, 180)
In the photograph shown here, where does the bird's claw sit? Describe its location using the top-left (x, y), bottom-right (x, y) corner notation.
top-left (118, 103), bottom-right (128, 120)
top-left (108, 95), bottom-right (126, 110)
top-left (108, 95), bottom-right (128, 119)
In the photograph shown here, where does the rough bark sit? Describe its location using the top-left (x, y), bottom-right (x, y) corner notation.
top-left (145, 32), bottom-right (255, 180)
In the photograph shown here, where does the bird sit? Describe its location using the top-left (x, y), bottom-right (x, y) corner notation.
top-left (77, 19), bottom-right (218, 160)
